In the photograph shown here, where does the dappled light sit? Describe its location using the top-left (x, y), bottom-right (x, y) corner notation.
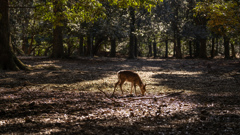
top-left (1, 0), bottom-right (240, 134)
top-left (0, 57), bottom-right (239, 134)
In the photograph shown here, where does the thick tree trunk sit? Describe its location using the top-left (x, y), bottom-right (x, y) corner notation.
top-left (199, 38), bottom-right (207, 59)
top-left (0, 0), bottom-right (27, 70)
top-left (52, 1), bottom-right (64, 58)
top-left (176, 37), bottom-right (182, 58)
top-left (194, 39), bottom-right (200, 58)
top-left (223, 36), bottom-right (230, 59)
top-left (52, 26), bottom-right (64, 58)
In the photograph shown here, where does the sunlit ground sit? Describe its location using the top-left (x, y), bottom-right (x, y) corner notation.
top-left (0, 57), bottom-right (239, 134)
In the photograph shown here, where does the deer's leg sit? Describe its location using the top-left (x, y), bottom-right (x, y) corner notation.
top-left (130, 83), bottom-right (133, 95)
top-left (119, 80), bottom-right (125, 95)
top-left (112, 80), bottom-right (120, 96)
top-left (134, 84), bottom-right (137, 95)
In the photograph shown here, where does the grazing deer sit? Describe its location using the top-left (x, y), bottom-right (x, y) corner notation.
top-left (112, 70), bottom-right (146, 96)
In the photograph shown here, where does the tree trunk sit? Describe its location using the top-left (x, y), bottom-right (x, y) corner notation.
top-left (86, 34), bottom-right (93, 57)
top-left (231, 43), bottom-right (236, 58)
top-left (189, 41), bottom-right (192, 58)
top-left (194, 39), bottom-right (200, 58)
top-left (211, 38), bottom-right (215, 58)
top-left (173, 39), bottom-right (176, 57)
top-left (78, 35), bottom-right (84, 56)
top-left (110, 38), bottom-right (116, 57)
top-left (165, 39), bottom-right (168, 58)
top-left (148, 40), bottom-right (152, 57)
top-left (215, 37), bottom-right (219, 56)
top-left (52, 25), bottom-right (64, 58)
top-left (223, 36), bottom-right (230, 59)
top-left (28, 18), bottom-right (36, 56)
top-left (153, 38), bottom-right (157, 58)
top-left (93, 37), bottom-right (105, 56)
top-left (176, 37), bottom-right (182, 58)
top-left (134, 36), bottom-right (138, 58)
top-left (199, 38), bottom-right (207, 59)
top-left (52, 1), bottom-right (64, 58)
top-left (129, 7), bottom-right (135, 59)
top-left (0, 0), bottom-right (27, 70)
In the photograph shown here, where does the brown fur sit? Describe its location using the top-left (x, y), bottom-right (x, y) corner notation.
top-left (112, 70), bottom-right (146, 96)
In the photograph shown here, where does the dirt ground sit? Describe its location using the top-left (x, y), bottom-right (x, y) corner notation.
top-left (0, 57), bottom-right (240, 134)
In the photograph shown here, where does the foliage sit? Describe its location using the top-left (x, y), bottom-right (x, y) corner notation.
top-left (6, 0), bottom-right (240, 58)
top-left (109, 0), bottom-right (162, 10)
top-left (194, 0), bottom-right (240, 36)
top-left (34, 0), bottom-right (106, 26)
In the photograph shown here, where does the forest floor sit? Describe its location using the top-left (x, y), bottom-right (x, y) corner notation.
top-left (0, 57), bottom-right (240, 134)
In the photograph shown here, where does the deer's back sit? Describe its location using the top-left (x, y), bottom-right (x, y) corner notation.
top-left (118, 70), bottom-right (141, 82)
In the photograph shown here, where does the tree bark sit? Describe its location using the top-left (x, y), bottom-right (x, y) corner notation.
top-left (231, 43), bottom-right (236, 58)
top-left (211, 38), bottom-right (215, 58)
top-left (78, 35), bottom-right (84, 56)
top-left (194, 39), bottom-right (200, 58)
top-left (0, 0), bottom-right (27, 70)
top-left (148, 40), bottom-right (152, 57)
top-left (86, 33), bottom-right (93, 57)
top-left (165, 39), bottom-right (168, 58)
top-left (52, 25), bottom-right (64, 58)
top-left (223, 36), bottom-right (230, 59)
top-left (134, 36), bottom-right (138, 58)
top-left (215, 37), bottom-right (219, 56)
top-left (176, 37), bottom-right (182, 58)
top-left (173, 38), bottom-right (176, 57)
top-left (153, 38), bottom-right (157, 58)
top-left (52, 1), bottom-right (64, 58)
top-left (199, 38), bottom-right (207, 59)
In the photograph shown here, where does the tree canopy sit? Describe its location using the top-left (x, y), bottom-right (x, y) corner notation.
top-left (194, 0), bottom-right (240, 36)
top-left (1, 0), bottom-right (240, 70)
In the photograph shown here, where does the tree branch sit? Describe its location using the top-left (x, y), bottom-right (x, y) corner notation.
top-left (97, 87), bottom-right (123, 104)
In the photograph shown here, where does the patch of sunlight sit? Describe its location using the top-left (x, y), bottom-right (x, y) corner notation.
top-left (168, 71), bottom-right (203, 75)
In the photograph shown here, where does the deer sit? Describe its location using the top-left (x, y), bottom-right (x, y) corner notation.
top-left (112, 70), bottom-right (146, 97)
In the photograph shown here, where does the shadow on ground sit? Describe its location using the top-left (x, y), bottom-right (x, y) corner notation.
top-left (0, 87), bottom-right (239, 134)
top-left (0, 57), bottom-right (240, 134)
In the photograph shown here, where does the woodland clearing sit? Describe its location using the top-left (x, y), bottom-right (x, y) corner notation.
top-left (0, 57), bottom-right (240, 134)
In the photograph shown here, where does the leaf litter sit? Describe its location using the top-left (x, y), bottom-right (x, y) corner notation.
top-left (0, 57), bottom-right (240, 134)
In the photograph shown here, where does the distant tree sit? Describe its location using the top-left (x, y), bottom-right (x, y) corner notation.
top-left (110, 0), bottom-right (163, 59)
top-left (35, 0), bottom-right (106, 58)
top-left (194, 0), bottom-right (240, 58)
